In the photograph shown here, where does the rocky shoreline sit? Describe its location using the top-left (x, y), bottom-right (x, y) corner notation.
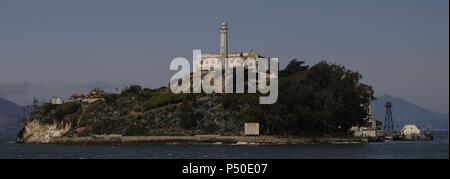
top-left (34, 135), bottom-right (369, 145)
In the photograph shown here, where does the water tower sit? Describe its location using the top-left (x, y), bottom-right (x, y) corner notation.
top-left (384, 101), bottom-right (394, 133)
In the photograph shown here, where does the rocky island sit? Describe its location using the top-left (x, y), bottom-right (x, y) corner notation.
top-left (17, 60), bottom-right (376, 144)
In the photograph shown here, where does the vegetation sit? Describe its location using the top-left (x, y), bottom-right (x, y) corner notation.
top-left (223, 59), bottom-right (374, 136)
top-left (31, 102), bottom-right (81, 123)
top-left (22, 59), bottom-right (374, 137)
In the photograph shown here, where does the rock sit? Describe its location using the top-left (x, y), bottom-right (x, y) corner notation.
top-left (18, 120), bottom-right (72, 143)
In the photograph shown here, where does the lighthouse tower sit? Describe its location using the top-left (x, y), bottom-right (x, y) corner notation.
top-left (219, 22), bottom-right (228, 59)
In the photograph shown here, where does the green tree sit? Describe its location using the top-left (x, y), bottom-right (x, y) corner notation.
top-left (271, 60), bottom-right (374, 136)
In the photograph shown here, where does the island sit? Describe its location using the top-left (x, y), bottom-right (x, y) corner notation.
top-left (16, 59), bottom-right (381, 144)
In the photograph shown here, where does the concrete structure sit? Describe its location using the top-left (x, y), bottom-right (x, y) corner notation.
top-left (399, 124), bottom-right (432, 140)
top-left (64, 89), bottom-right (107, 104)
top-left (350, 105), bottom-right (379, 138)
top-left (244, 123), bottom-right (260, 136)
top-left (64, 93), bottom-right (84, 103)
top-left (83, 88), bottom-right (107, 103)
top-left (51, 135), bottom-right (369, 145)
top-left (400, 124), bottom-right (421, 136)
top-left (195, 22), bottom-right (270, 72)
top-left (50, 96), bottom-right (63, 105)
top-left (350, 126), bottom-right (377, 138)
top-left (220, 22), bottom-right (228, 59)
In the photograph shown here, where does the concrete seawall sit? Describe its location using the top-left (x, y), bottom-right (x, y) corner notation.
top-left (50, 135), bottom-right (369, 144)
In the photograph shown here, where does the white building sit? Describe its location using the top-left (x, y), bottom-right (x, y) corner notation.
top-left (350, 126), bottom-right (377, 138)
top-left (195, 22), bottom-right (271, 73)
top-left (50, 96), bottom-right (63, 105)
top-left (400, 124), bottom-right (421, 136)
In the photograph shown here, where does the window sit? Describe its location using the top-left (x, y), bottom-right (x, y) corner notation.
top-left (248, 62), bottom-right (254, 68)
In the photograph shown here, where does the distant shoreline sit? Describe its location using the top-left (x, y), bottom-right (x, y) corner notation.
top-left (44, 135), bottom-right (369, 145)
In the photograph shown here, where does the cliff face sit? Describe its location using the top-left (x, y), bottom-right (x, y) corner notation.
top-left (18, 120), bottom-right (72, 143)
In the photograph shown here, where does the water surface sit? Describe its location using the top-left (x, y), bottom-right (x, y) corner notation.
top-left (1, 131), bottom-right (448, 159)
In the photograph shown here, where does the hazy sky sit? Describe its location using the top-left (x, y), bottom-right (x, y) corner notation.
top-left (0, 0), bottom-right (448, 113)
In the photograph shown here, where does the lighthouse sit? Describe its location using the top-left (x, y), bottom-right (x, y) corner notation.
top-left (196, 22), bottom-right (269, 72)
top-left (219, 22), bottom-right (228, 59)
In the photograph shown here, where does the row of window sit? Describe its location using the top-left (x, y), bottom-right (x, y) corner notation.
top-left (201, 60), bottom-right (256, 68)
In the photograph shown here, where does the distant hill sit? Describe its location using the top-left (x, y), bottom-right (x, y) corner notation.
top-left (0, 97), bottom-right (32, 133)
top-left (371, 95), bottom-right (449, 130)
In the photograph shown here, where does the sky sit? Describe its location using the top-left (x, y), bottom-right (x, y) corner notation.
top-left (0, 0), bottom-right (448, 113)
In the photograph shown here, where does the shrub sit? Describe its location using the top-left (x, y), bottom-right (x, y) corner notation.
top-left (143, 92), bottom-right (184, 109)
top-left (54, 102), bottom-right (81, 120)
